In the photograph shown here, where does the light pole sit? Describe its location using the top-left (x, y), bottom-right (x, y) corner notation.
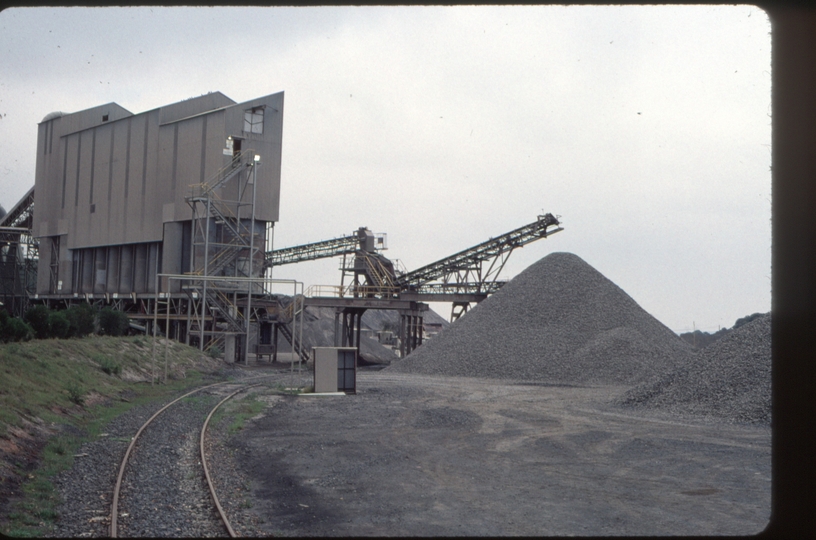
top-left (244, 153), bottom-right (260, 364)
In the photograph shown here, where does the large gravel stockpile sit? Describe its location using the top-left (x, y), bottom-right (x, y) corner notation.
top-left (619, 313), bottom-right (771, 425)
top-left (388, 252), bottom-right (692, 385)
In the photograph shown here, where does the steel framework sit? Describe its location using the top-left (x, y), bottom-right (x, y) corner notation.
top-left (264, 212), bottom-right (563, 349)
top-left (395, 213), bottom-right (562, 294)
top-left (264, 233), bottom-right (358, 268)
top-left (0, 186), bottom-right (37, 317)
top-left (183, 149), bottom-right (269, 360)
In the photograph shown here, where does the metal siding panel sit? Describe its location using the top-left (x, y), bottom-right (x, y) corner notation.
top-left (124, 114), bottom-right (146, 245)
top-left (124, 117), bottom-right (132, 198)
top-left (139, 112), bottom-right (163, 244)
top-left (89, 128), bottom-right (97, 204)
top-left (199, 115), bottom-right (208, 185)
top-left (74, 132), bottom-right (83, 208)
top-left (119, 244), bottom-right (133, 293)
top-left (171, 123), bottom-right (179, 192)
top-left (58, 240), bottom-right (72, 294)
top-left (181, 220), bottom-right (191, 274)
top-left (35, 237), bottom-right (52, 294)
top-left (139, 113), bottom-right (151, 240)
top-left (109, 120), bottom-right (129, 245)
top-left (162, 223), bottom-right (183, 292)
top-left (73, 131), bottom-right (91, 247)
top-left (93, 247), bottom-right (106, 294)
top-left (90, 125), bottom-right (111, 247)
top-left (61, 138), bottom-right (69, 209)
top-left (173, 117), bottom-right (204, 215)
top-left (147, 242), bottom-right (158, 293)
top-left (81, 249), bottom-right (93, 293)
top-left (223, 93), bottom-right (283, 223)
top-left (133, 243), bottom-right (146, 293)
top-left (106, 245), bottom-right (119, 293)
top-left (33, 123), bottom-right (51, 237)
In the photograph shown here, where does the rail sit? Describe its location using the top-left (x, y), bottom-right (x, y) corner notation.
top-left (200, 384), bottom-right (262, 538)
top-left (305, 283), bottom-right (400, 298)
top-left (110, 377), bottom-right (279, 538)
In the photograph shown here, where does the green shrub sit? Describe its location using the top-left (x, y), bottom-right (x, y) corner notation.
top-left (99, 358), bottom-right (122, 375)
top-left (207, 346), bottom-right (223, 359)
top-left (97, 307), bottom-right (130, 337)
top-left (24, 305), bottom-right (51, 339)
top-left (94, 354), bottom-right (121, 376)
top-left (48, 310), bottom-right (71, 339)
top-left (66, 384), bottom-right (84, 406)
top-left (1, 317), bottom-right (34, 343)
top-left (65, 303), bottom-right (95, 338)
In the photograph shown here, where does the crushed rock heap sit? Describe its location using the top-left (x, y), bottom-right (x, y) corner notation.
top-left (619, 313), bottom-right (771, 425)
top-left (387, 252), bottom-right (692, 385)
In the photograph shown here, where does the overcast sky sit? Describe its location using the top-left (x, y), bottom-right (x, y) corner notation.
top-left (0, 5), bottom-right (771, 333)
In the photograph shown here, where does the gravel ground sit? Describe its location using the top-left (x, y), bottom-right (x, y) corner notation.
top-left (388, 252), bottom-right (693, 385)
top-left (41, 361), bottom-right (771, 537)
top-left (231, 371), bottom-right (771, 536)
top-left (44, 366), bottom-right (305, 538)
top-left (618, 313), bottom-right (772, 425)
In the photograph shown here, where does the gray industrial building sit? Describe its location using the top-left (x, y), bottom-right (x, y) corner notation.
top-left (33, 90), bottom-right (283, 298)
top-left (0, 91), bottom-right (284, 356)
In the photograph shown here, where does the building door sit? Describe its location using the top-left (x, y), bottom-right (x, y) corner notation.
top-left (337, 349), bottom-right (356, 393)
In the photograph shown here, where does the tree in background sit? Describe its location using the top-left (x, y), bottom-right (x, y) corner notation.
top-left (97, 307), bottom-right (130, 336)
top-left (24, 305), bottom-right (51, 339)
top-left (0, 308), bottom-right (34, 343)
top-left (733, 312), bottom-right (766, 330)
top-left (678, 312), bottom-right (769, 350)
top-left (66, 303), bottom-right (95, 338)
top-left (48, 310), bottom-right (71, 339)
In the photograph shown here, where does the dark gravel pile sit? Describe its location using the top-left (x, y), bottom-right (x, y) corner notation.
top-left (387, 252), bottom-right (692, 385)
top-left (618, 313), bottom-right (771, 425)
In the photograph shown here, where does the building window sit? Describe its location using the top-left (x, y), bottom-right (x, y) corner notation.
top-left (243, 107), bottom-right (264, 134)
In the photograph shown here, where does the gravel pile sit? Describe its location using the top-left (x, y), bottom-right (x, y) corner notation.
top-left (387, 252), bottom-right (692, 385)
top-left (618, 313), bottom-right (771, 425)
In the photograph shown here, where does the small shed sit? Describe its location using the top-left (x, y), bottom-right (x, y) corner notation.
top-left (313, 347), bottom-right (357, 394)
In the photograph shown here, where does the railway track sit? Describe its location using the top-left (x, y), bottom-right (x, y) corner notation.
top-left (108, 377), bottom-right (277, 538)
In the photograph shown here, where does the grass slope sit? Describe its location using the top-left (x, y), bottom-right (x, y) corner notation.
top-left (0, 335), bottom-right (223, 537)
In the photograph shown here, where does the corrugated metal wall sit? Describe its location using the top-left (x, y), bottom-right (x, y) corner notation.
top-left (32, 91), bottom-right (284, 296)
top-left (71, 241), bottom-right (161, 294)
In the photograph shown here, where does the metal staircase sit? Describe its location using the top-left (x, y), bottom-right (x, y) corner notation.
top-left (184, 150), bottom-right (264, 354)
top-left (273, 295), bottom-right (309, 363)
